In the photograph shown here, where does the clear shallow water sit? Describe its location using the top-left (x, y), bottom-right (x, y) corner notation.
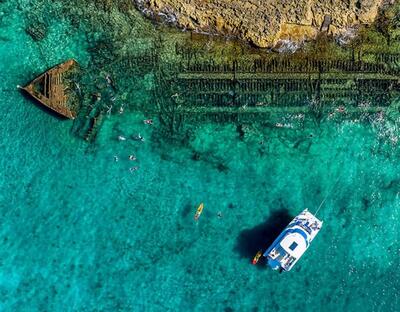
top-left (1, 1), bottom-right (400, 311)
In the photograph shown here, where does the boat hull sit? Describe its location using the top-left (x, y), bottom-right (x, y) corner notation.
top-left (264, 209), bottom-right (322, 271)
top-left (22, 59), bottom-right (79, 119)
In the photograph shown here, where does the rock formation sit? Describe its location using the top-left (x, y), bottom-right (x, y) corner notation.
top-left (134, 0), bottom-right (388, 47)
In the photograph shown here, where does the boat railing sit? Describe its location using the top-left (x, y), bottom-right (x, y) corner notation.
top-left (291, 220), bottom-right (313, 235)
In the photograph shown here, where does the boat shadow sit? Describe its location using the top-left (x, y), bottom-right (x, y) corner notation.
top-left (234, 208), bottom-right (292, 269)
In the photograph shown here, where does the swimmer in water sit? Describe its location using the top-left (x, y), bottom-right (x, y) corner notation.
top-left (337, 106), bottom-right (345, 113)
top-left (143, 119), bottom-right (153, 125)
top-left (118, 135), bottom-right (126, 141)
top-left (128, 155), bottom-right (136, 161)
top-left (132, 134), bottom-right (145, 142)
top-left (105, 74), bottom-right (113, 85)
top-left (129, 166), bottom-right (139, 172)
top-left (114, 155), bottom-right (119, 162)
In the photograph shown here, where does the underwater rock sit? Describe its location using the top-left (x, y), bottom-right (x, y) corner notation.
top-left (25, 21), bottom-right (47, 41)
top-left (133, 0), bottom-right (387, 48)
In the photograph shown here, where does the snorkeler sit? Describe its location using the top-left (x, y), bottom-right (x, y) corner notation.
top-left (118, 135), bottom-right (126, 141)
top-left (105, 74), bottom-right (114, 86)
top-left (337, 106), bottom-right (346, 113)
top-left (129, 166), bottom-right (139, 172)
top-left (128, 155), bottom-right (137, 161)
top-left (143, 119), bottom-right (153, 125)
top-left (132, 134), bottom-right (145, 142)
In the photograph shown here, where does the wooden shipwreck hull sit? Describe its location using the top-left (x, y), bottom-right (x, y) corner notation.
top-left (22, 59), bottom-right (80, 119)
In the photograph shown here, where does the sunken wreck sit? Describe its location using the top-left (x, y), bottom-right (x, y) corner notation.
top-left (21, 59), bottom-right (80, 119)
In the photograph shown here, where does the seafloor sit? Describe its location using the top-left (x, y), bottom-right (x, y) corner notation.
top-left (1, 0), bottom-right (400, 311)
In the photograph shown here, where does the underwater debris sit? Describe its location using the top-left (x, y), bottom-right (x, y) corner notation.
top-left (25, 21), bottom-right (47, 41)
top-left (82, 110), bottom-right (105, 142)
top-left (21, 59), bottom-right (80, 119)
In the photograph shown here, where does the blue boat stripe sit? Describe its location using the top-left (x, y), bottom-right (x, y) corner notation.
top-left (285, 228), bottom-right (309, 247)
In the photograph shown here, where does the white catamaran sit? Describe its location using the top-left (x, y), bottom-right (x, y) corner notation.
top-left (264, 209), bottom-right (323, 272)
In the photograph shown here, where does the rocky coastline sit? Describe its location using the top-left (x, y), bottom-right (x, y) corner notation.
top-left (133, 0), bottom-right (393, 48)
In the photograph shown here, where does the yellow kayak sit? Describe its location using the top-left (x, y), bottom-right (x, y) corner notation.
top-left (194, 203), bottom-right (204, 221)
top-left (252, 250), bottom-right (263, 265)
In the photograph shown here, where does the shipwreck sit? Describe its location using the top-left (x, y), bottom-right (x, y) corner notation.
top-left (21, 59), bottom-right (80, 119)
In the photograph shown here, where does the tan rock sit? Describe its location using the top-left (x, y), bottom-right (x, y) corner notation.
top-left (277, 23), bottom-right (319, 42)
top-left (134, 0), bottom-right (387, 47)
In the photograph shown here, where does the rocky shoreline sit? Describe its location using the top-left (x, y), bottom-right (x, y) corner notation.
top-left (133, 0), bottom-right (391, 48)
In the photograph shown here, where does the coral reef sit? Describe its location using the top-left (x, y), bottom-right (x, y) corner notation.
top-left (14, 0), bottom-right (400, 143)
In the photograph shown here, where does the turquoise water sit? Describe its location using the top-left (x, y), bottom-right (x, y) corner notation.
top-left (1, 1), bottom-right (400, 311)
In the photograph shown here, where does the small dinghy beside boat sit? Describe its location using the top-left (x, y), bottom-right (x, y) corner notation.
top-left (264, 209), bottom-right (322, 272)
